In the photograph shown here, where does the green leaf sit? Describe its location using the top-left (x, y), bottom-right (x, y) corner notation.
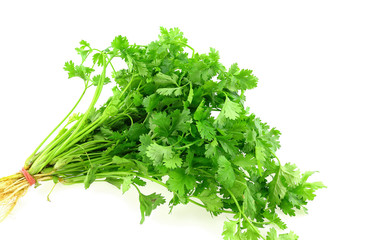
top-left (106, 176), bottom-right (132, 194)
top-left (138, 134), bottom-right (152, 155)
top-left (225, 63), bottom-right (258, 91)
top-left (294, 179), bottom-right (326, 201)
top-left (187, 83), bottom-right (194, 103)
top-left (146, 143), bottom-right (173, 166)
top-left (243, 182), bottom-right (257, 218)
top-left (84, 165), bottom-right (98, 189)
top-left (133, 92), bottom-right (143, 106)
top-left (205, 139), bottom-right (218, 158)
top-left (193, 100), bottom-right (208, 121)
top-left (126, 54), bottom-right (134, 71)
top-left (233, 154), bottom-right (257, 170)
top-left (279, 232), bottom-right (299, 240)
top-left (127, 123), bottom-right (148, 141)
top-left (269, 165), bottom-right (287, 205)
top-left (138, 192), bottom-right (166, 224)
top-left (222, 220), bottom-right (238, 240)
top-left (243, 222), bottom-right (260, 240)
top-left (112, 156), bottom-right (132, 165)
top-left (75, 47), bottom-right (91, 62)
top-left (215, 96), bottom-right (242, 125)
top-left (121, 177), bottom-right (132, 194)
top-left (216, 156), bottom-right (235, 188)
top-left (149, 112), bottom-right (171, 137)
top-left (222, 96), bottom-right (242, 120)
top-left (64, 60), bottom-right (76, 78)
top-left (167, 169), bottom-right (196, 196)
top-left (133, 177), bottom-right (147, 186)
top-left (142, 94), bottom-right (160, 112)
top-left (64, 60), bottom-right (94, 81)
top-left (266, 228), bottom-right (278, 240)
top-left (218, 138), bottom-right (238, 156)
top-left (281, 163), bottom-right (301, 186)
top-left (263, 211), bottom-right (287, 230)
top-left (111, 35), bottom-right (129, 51)
top-left (197, 189), bottom-right (223, 212)
top-left (170, 108), bottom-right (192, 133)
top-left (136, 61), bottom-right (148, 76)
top-left (92, 52), bottom-right (104, 67)
top-left (269, 163), bottom-right (304, 205)
top-left (92, 74), bottom-right (111, 86)
top-left (266, 228), bottom-right (299, 240)
top-left (196, 120), bottom-right (216, 141)
top-left (153, 72), bottom-right (178, 85)
top-left (156, 87), bottom-right (182, 96)
top-left (255, 141), bottom-right (266, 175)
top-left (79, 40), bottom-right (90, 48)
top-left (163, 155), bottom-right (183, 169)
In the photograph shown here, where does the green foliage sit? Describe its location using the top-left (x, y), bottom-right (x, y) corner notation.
top-left (26, 27), bottom-right (325, 240)
top-left (167, 169), bottom-right (196, 196)
top-left (138, 192), bottom-right (165, 224)
top-left (216, 156), bottom-right (236, 188)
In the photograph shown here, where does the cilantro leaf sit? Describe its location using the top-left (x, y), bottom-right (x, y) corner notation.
top-left (146, 143), bottom-right (173, 166)
top-left (205, 139), bottom-right (219, 158)
top-left (106, 176), bottom-right (132, 194)
top-left (92, 74), bottom-right (111, 86)
top-left (153, 72), bottom-right (178, 85)
top-left (111, 35), bottom-right (129, 52)
top-left (216, 156), bottom-right (236, 188)
top-left (222, 96), bottom-right (242, 120)
top-left (92, 52), bottom-right (104, 67)
top-left (197, 189), bottom-right (223, 212)
top-left (196, 120), bottom-right (216, 141)
top-left (149, 112), bottom-right (171, 137)
top-left (267, 228), bottom-right (299, 240)
top-left (282, 163), bottom-right (301, 186)
top-left (167, 169), bottom-right (196, 196)
top-left (170, 108), bottom-right (192, 133)
top-left (163, 155), bottom-right (183, 169)
top-left (222, 220), bottom-right (238, 240)
top-left (269, 165), bottom-right (288, 205)
top-left (84, 164), bottom-right (98, 189)
top-left (64, 60), bottom-right (94, 81)
top-left (156, 87), bottom-right (182, 96)
top-left (215, 96), bottom-right (242, 126)
top-left (223, 63), bottom-right (258, 91)
top-left (138, 192), bottom-right (166, 224)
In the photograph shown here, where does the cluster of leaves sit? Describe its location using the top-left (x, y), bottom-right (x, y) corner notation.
top-left (28, 27), bottom-right (325, 240)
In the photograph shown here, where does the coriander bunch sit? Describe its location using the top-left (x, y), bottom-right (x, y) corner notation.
top-left (0, 27), bottom-right (325, 240)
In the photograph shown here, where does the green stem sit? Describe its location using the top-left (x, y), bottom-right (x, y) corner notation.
top-left (25, 86), bottom-right (88, 168)
top-left (118, 75), bottom-right (135, 100)
top-left (28, 123), bottom-right (78, 174)
top-left (175, 139), bottom-right (202, 150)
top-left (227, 189), bottom-right (266, 240)
top-left (57, 116), bottom-right (108, 154)
top-left (132, 183), bottom-right (142, 195)
top-left (52, 62), bottom-right (106, 155)
top-left (271, 152), bottom-right (281, 165)
top-left (29, 55), bottom-right (108, 174)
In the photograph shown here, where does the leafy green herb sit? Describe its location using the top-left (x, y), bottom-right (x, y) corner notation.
top-left (1, 27), bottom-right (325, 239)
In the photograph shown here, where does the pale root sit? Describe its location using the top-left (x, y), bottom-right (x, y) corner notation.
top-left (0, 173), bottom-right (52, 221)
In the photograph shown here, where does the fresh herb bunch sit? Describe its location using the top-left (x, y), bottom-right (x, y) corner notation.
top-left (0, 27), bottom-right (325, 239)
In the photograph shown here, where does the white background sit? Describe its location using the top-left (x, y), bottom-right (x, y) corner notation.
top-left (0, 0), bottom-right (367, 239)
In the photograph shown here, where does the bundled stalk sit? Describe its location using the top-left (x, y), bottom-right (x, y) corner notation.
top-left (0, 28), bottom-right (325, 239)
